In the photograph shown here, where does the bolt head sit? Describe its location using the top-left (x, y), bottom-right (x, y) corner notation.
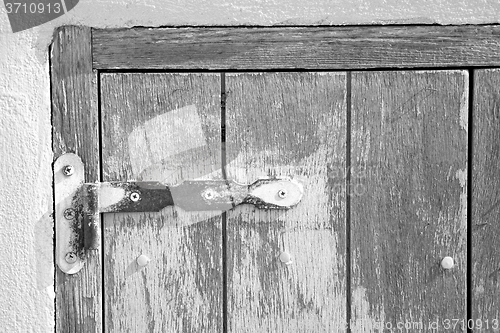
top-left (63, 208), bottom-right (76, 220)
top-left (130, 192), bottom-right (141, 202)
top-left (65, 252), bottom-right (78, 264)
top-left (63, 165), bottom-right (74, 176)
top-left (278, 189), bottom-right (288, 199)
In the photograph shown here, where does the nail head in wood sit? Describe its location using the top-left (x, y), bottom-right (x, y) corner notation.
top-left (441, 256), bottom-right (454, 270)
top-left (279, 252), bottom-right (293, 265)
top-left (136, 254), bottom-right (151, 267)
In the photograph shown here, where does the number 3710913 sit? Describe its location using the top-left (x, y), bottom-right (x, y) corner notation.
top-left (5, 2), bottom-right (61, 14)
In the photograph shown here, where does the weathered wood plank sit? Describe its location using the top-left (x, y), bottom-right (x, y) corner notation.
top-left (225, 72), bottom-right (347, 332)
top-left (51, 26), bottom-right (101, 333)
top-left (100, 73), bottom-right (223, 332)
top-left (350, 71), bottom-right (468, 331)
top-left (92, 26), bottom-right (500, 70)
top-left (472, 69), bottom-right (500, 326)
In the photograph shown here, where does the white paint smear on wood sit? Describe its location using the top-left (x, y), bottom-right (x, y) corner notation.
top-left (351, 286), bottom-right (386, 333)
top-left (128, 104), bottom-right (207, 176)
top-left (459, 84), bottom-right (469, 133)
top-left (451, 70), bottom-right (470, 133)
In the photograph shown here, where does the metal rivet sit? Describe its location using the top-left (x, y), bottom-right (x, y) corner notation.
top-left (130, 192), bottom-right (141, 202)
top-left (63, 208), bottom-right (76, 220)
top-left (136, 254), bottom-right (151, 267)
top-left (278, 189), bottom-right (287, 199)
top-left (63, 165), bottom-right (74, 176)
top-left (279, 252), bottom-right (293, 265)
top-left (441, 256), bottom-right (454, 270)
top-left (65, 252), bottom-right (77, 264)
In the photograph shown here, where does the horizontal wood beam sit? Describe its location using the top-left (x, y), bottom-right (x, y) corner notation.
top-left (92, 26), bottom-right (500, 70)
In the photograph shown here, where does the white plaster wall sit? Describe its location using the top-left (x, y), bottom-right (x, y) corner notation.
top-left (0, 0), bottom-right (499, 331)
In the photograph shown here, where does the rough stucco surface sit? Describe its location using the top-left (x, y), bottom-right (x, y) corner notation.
top-left (0, 0), bottom-right (499, 331)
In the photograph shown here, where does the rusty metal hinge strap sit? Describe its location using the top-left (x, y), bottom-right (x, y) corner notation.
top-left (82, 178), bottom-right (303, 214)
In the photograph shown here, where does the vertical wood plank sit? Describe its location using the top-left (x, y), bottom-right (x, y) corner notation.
top-left (51, 26), bottom-right (102, 333)
top-left (472, 69), bottom-right (500, 326)
top-left (225, 72), bottom-right (347, 332)
top-left (100, 73), bottom-right (223, 332)
top-left (350, 71), bottom-right (468, 331)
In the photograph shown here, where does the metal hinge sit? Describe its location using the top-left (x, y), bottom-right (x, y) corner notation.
top-left (54, 153), bottom-right (304, 274)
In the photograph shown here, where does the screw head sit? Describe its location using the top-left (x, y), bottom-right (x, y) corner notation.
top-left (63, 208), bottom-right (76, 220)
top-left (278, 189), bottom-right (288, 199)
top-left (65, 252), bottom-right (78, 264)
top-left (203, 189), bottom-right (216, 200)
top-left (279, 251), bottom-right (293, 265)
top-left (130, 192), bottom-right (141, 202)
top-left (63, 165), bottom-right (74, 176)
top-left (441, 256), bottom-right (454, 270)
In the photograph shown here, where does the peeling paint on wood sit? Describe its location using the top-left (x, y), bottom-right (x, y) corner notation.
top-left (225, 72), bottom-right (347, 332)
top-left (459, 78), bottom-right (469, 133)
top-left (100, 73), bottom-right (223, 332)
top-left (456, 169), bottom-right (468, 252)
top-left (472, 69), bottom-right (500, 325)
top-left (51, 27), bottom-right (500, 330)
top-left (350, 71), bottom-right (468, 330)
top-left (51, 26), bottom-right (102, 332)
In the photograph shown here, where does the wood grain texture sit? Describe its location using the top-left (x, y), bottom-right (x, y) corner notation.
top-left (51, 26), bottom-right (102, 333)
top-left (225, 72), bottom-right (347, 332)
top-left (472, 69), bottom-right (500, 326)
top-left (350, 71), bottom-right (468, 331)
top-left (100, 73), bottom-right (223, 332)
top-left (92, 26), bottom-right (500, 70)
